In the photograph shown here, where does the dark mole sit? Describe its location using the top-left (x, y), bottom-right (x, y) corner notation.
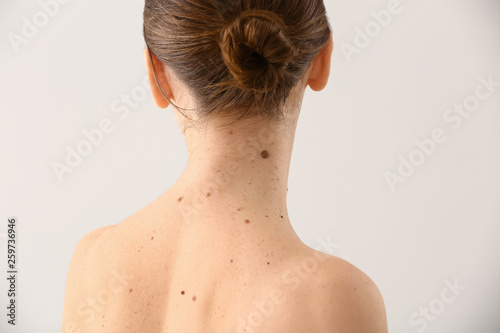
top-left (261, 150), bottom-right (270, 159)
top-left (177, 196), bottom-right (184, 202)
top-left (206, 193), bottom-right (211, 197)
top-left (181, 291), bottom-right (185, 295)
top-left (129, 289), bottom-right (133, 293)
top-left (267, 262), bottom-right (270, 265)
top-left (244, 219), bottom-right (250, 224)
top-left (192, 295), bottom-right (197, 301)
top-left (280, 215), bottom-right (284, 218)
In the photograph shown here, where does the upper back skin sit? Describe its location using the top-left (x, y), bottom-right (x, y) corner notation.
top-left (61, 191), bottom-right (387, 333)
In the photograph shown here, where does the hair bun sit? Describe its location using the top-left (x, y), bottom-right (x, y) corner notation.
top-left (219, 9), bottom-right (295, 93)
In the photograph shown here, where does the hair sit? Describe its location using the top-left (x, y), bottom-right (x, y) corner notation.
top-left (143, 0), bottom-right (331, 123)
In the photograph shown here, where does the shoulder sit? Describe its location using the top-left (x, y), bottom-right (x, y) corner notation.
top-left (70, 225), bottom-right (116, 261)
top-left (285, 253), bottom-right (388, 333)
top-left (62, 225), bottom-right (116, 326)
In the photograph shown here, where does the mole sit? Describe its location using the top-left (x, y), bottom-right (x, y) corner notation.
top-left (129, 289), bottom-right (133, 293)
top-left (181, 291), bottom-right (185, 295)
top-left (177, 196), bottom-right (184, 202)
top-left (151, 237), bottom-right (154, 240)
top-left (261, 150), bottom-right (270, 159)
top-left (206, 193), bottom-right (211, 197)
top-left (280, 215), bottom-right (284, 218)
top-left (244, 219), bottom-right (250, 224)
top-left (230, 259), bottom-right (233, 263)
top-left (267, 262), bottom-right (270, 265)
top-left (192, 295), bottom-right (197, 301)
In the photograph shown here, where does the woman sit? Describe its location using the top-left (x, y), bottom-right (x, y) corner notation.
top-left (62, 0), bottom-right (388, 332)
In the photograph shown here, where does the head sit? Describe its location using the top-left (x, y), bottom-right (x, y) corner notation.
top-left (143, 0), bottom-right (333, 130)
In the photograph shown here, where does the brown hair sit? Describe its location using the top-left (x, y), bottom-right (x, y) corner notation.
top-left (143, 0), bottom-right (331, 123)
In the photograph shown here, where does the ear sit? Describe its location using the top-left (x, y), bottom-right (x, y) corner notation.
top-left (307, 35), bottom-right (334, 92)
top-left (144, 48), bottom-right (172, 109)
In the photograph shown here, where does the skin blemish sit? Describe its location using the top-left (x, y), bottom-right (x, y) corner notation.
top-left (151, 237), bottom-right (154, 240)
top-left (237, 207), bottom-right (243, 211)
top-left (206, 193), bottom-right (211, 197)
top-left (267, 262), bottom-right (270, 265)
top-left (265, 215), bottom-right (269, 218)
top-left (280, 215), bottom-right (284, 219)
top-left (261, 151), bottom-right (270, 158)
top-left (244, 219), bottom-right (250, 224)
top-left (129, 289), bottom-right (133, 293)
top-left (181, 291), bottom-right (185, 295)
top-left (192, 295), bottom-right (197, 301)
top-left (177, 196), bottom-right (184, 202)
top-left (230, 259), bottom-right (233, 263)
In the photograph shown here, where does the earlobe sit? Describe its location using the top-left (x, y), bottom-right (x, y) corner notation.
top-left (144, 48), bottom-right (171, 109)
top-left (307, 36), bottom-right (334, 92)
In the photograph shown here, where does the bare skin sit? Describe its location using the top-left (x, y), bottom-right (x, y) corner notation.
top-left (62, 37), bottom-right (388, 333)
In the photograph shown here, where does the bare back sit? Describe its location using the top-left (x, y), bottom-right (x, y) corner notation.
top-left (62, 191), bottom-right (387, 333)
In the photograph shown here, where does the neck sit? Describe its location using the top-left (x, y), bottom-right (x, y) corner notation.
top-left (168, 110), bottom-right (301, 237)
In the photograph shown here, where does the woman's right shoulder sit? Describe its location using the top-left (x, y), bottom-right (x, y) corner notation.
top-left (281, 251), bottom-right (388, 333)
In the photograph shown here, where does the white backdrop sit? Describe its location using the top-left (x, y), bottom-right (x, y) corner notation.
top-left (0, 0), bottom-right (499, 332)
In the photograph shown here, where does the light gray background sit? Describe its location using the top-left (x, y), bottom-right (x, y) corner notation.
top-left (0, 0), bottom-right (499, 332)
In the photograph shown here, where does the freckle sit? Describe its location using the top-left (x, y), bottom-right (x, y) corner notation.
top-left (129, 289), bottom-right (133, 293)
top-left (248, 181), bottom-right (252, 185)
top-left (261, 150), bottom-right (269, 158)
top-left (138, 249), bottom-right (141, 252)
top-left (181, 290), bottom-right (185, 295)
top-left (177, 196), bottom-right (184, 202)
top-left (102, 314), bottom-right (105, 318)
top-left (151, 236), bottom-right (154, 240)
top-left (244, 219), bottom-right (250, 224)
top-left (192, 295), bottom-right (197, 301)
top-left (230, 259), bottom-right (233, 263)
top-left (206, 193), bottom-right (211, 197)
top-left (265, 215), bottom-right (269, 218)
top-left (354, 288), bottom-right (357, 291)
top-left (229, 131), bottom-right (233, 135)
top-left (237, 207), bottom-right (243, 211)
top-left (102, 324), bottom-right (104, 327)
